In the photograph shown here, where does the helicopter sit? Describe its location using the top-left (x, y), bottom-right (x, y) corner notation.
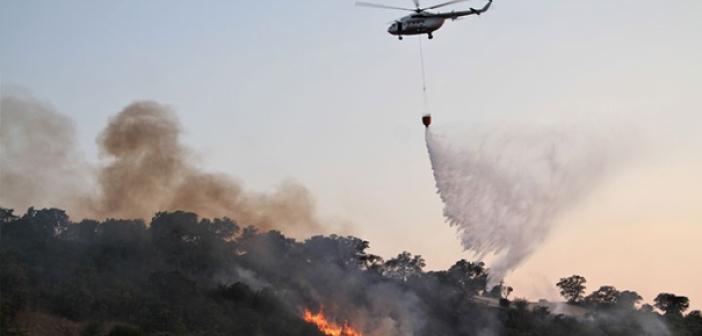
top-left (357, 0), bottom-right (492, 40)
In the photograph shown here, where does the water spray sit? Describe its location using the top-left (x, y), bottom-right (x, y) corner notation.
top-left (424, 124), bottom-right (616, 286)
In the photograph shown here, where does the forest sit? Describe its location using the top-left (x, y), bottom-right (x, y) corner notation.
top-left (1, 207), bottom-right (700, 336)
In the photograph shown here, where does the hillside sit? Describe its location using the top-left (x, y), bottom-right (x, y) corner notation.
top-left (1, 207), bottom-right (700, 336)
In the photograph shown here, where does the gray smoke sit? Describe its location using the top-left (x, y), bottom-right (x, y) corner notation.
top-left (0, 95), bottom-right (323, 238)
top-left (0, 94), bottom-right (92, 212)
top-left (425, 124), bottom-right (621, 286)
top-left (92, 101), bottom-right (322, 237)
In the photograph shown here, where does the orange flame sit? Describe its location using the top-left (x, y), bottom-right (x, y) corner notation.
top-left (303, 309), bottom-right (363, 336)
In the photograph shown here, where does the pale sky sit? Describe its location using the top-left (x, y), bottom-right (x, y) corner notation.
top-left (1, 0), bottom-right (701, 309)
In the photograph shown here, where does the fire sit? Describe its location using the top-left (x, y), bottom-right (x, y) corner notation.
top-left (303, 309), bottom-right (363, 336)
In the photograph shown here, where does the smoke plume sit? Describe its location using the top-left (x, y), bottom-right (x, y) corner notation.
top-left (0, 94), bottom-right (92, 212)
top-left (425, 124), bottom-right (620, 286)
top-left (0, 95), bottom-right (322, 237)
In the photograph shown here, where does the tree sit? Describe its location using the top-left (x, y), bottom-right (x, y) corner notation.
top-left (383, 252), bottom-right (425, 282)
top-left (584, 286), bottom-right (642, 310)
top-left (150, 211), bottom-right (232, 273)
top-left (617, 290), bottom-right (642, 309)
top-left (63, 219), bottom-right (99, 242)
top-left (639, 304), bottom-right (655, 313)
top-left (556, 275), bottom-right (587, 304)
top-left (654, 293), bottom-right (690, 316)
top-left (446, 260), bottom-right (487, 295)
top-left (303, 235), bottom-right (377, 270)
top-left (686, 310), bottom-right (702, 335)
top-left (98, 218), bottom-right (148, 247)
top-left (585, 286), bottom-right (619, 307)
top-left (0, 208), bottom-right (17, 224)
top-left (6, 207), bottom-right (70, 241)
top-left (488, 281), bottom-right (513, 299)
top-left (359, 253), bottom-right (384, 273)
top-left (202, 217), bottom-right (239, 240)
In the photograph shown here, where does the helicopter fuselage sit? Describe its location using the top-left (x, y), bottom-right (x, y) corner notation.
top-left (375, 0), bottom-right (493, 40)
top-left (388, 14), bottom-right (445, 37)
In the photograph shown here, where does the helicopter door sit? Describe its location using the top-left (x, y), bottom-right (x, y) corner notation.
top-left (397, 22), bottom-right (403, 35)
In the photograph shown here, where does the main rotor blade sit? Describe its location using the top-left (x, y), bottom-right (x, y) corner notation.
top-left (355, 1), bottom-right (415, 11)
top-left (424, 0), bottom-right (470, 10)
top-left (411, 0), bottom-right (421, 9)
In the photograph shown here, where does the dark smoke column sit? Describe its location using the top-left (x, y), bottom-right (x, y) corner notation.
top-left (422, 114), bottom-right (432, 128)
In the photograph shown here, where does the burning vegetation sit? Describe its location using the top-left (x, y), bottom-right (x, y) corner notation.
top-left (303, 309), bottom-right (363, 336)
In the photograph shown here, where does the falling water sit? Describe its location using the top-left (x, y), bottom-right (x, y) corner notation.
top-left (425, 125), bottom-right (616, 286)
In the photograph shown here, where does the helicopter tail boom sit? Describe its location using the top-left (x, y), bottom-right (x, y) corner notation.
top-left (435, 0), bottom-right (492, 19)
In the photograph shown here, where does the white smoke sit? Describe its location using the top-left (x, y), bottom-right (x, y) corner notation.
top-left (425, 124), bottom-right (623, 287)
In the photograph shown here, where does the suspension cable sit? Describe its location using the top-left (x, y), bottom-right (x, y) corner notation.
top-left (418, 38), bottom-right (430, 115)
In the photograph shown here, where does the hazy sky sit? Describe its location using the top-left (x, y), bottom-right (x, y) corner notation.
top-left (2, 0), bottom-right (701, 309)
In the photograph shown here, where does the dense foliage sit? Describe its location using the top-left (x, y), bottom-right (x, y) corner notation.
top-left (1, 207), bottom-right (700, 336)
